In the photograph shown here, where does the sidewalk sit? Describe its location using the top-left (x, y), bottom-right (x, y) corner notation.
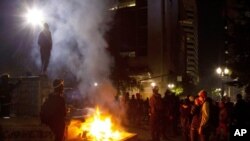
top-left (125, 124), bottom-right (182, 141)
top-left (0, 117), bottom-right (54, 141)
top-left (0, 117), bottom-right (182, 141)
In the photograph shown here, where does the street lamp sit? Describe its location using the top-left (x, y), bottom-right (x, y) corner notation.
top-left (216, 67), bottom-right (230, 98)
top-left (94, 82), bottom-right (98, 87)
top-left (151, 82), bottom-right (156, 87)
top-left (167, 83), bottom-right (175, 89)
top-left (216, 67), bottom-right (230, 76)
top-left (24, 7), bottom-right (45, 27)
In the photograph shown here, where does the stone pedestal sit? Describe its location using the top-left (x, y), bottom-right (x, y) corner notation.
top-left (0, 76), bottom-right (54, 141)
top-left (11, 76), bottom-right (52, 117)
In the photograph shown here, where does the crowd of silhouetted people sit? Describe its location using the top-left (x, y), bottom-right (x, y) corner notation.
top-left (118, 86), bottom-right (250, 141)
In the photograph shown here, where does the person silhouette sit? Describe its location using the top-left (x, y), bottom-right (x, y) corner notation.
top-left (38, 23), bottom-right (52, 75)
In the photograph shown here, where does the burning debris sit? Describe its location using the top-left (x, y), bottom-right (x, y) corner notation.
top-left (67, 106), bottom-right (135, 141)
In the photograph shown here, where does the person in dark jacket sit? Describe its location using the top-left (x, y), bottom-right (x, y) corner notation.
top-left (38, 23), bottom-right (52, 75)
top-left (180, 98), bottom-right (191, 141)
top-left (233, 94), bottom-right (247, 126)
top-left (149, 86), bottom-right (163, 141)
top-left (40, 79), bottom-right (66, 141)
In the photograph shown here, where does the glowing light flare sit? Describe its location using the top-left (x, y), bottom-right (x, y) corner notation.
top-left (151, 82), bottom-right (156, 87)
top-left (224, 68), bottom-right (229, 75)
top-left (25, 8), bottom-right (44, 26)
top-left (216, 67), bottom-right (222, 74)
top-left (67, 107), bottom-right (130, 141)
top-left (168, 83), bottom-right (175, 89)
top-left (216, 67), bottom-right (230, 75)
top-left (94, 82), bottom-right (98, 87)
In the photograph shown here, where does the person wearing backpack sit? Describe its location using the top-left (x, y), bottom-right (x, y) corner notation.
top-left (40, 79), bottom-right (66, 141)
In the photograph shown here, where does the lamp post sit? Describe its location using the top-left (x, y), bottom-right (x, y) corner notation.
top-left (167, 83), bottom-right (175, 89)
top-left (216, 67), bottom-right (230, 98)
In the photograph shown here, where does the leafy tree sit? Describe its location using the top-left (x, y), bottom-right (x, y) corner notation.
top-left (224, 0), bottom-right (250, 86)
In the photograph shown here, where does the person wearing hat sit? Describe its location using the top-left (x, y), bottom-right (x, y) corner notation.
top-left (40, 79), bottom-right (66, 141)
top-left (0, 73), bottom-right (21, 118)
top-left (149, 86), bottom-right (163, 141)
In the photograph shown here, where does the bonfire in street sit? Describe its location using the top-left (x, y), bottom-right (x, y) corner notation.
top-left (67, 106), bottom-right (133, 141)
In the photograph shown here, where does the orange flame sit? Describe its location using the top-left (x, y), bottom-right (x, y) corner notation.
top-left (67, 107), bottom-right (130, 141)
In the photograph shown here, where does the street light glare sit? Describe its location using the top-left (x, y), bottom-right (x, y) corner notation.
top-left (216, 67), bottom-right (222, 74)
top-left (168, 83), bottom-right (175, 89)
top-left (224, 68), bottom-right (229, 74)
top-left (151, 82), bottom-right (156, 87)
top-left (25, 8), bottom-right (44, 26)
top-left (94, 82), bottom-right (98, 87)
top-left (216, 67), bottom-right (230, 75)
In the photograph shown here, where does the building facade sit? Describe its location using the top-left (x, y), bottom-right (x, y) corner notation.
top-left (223, 0), bottom-right (250, 98)
top-left (109, 0), bottom-right (199, 97)
top-left (179, 0), bottom-right (199, 85)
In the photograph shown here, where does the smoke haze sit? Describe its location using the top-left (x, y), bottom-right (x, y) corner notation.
top-left (29, 0), bottom-right (117, 98)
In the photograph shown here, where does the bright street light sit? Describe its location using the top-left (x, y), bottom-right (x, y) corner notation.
top-left (224, 68), bottom-right (229, 74)
top-left (94, 82), bottom-right (98, 87)
top-left (216, 67), bottom-right (230, 76)
top-left (25, 8), bottom-right (44, 26)
top-left (151, 82), bottom-right (156, 87)
top-left (216, 67), bottom-right (231, 99)
top-left (216, 67), bottom-right (222, 74)
top-left (167, 83), bottom-right (175, 89)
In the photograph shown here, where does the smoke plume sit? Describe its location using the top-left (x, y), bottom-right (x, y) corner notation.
top-left (30, 0), bottom-right (117, 98)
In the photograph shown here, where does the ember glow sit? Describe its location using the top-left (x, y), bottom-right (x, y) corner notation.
top-left (67, 107), bottom-right (131, 141)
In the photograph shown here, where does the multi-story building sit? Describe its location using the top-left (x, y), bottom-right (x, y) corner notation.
top-left (179, 0), bottom-right (199, 85)
top-left (109, 0), bottom-right (199, 97)
top-left (222, 0), bottom-right (250, 98)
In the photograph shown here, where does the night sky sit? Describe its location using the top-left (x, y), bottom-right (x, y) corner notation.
top-left (0, 0), bottom-right (225, 89)
top-left (197, 0), bottom-right (224, 89)
top-left (0, 0), bottom-right (38, 74)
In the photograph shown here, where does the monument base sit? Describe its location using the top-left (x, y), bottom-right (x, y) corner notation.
top-left (0, 117), bottom-right (54, 141)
